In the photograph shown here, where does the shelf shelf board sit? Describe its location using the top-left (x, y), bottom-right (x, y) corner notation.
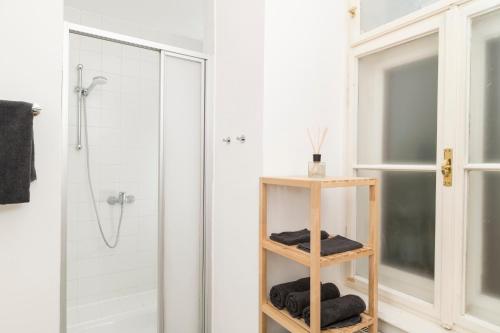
top-left (263, 239), bottom-right (373, 267)
top-left (262, 302), bottom-right (374, 333)
top-left (260, 176), bottom-right (376, 189)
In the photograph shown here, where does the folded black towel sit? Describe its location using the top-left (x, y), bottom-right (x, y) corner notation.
top-left (270, 228), bottom-right (329, 245)
top-left (0, 100), bottom-right (36, 204)
top-left (298, 235), bottom-right (363, 256)
top-left (270, 277), bottom-right (310, 309)
top-left (285, 282), bottom-right (340, 318)
top-left (303, 295), bottom-right (366, 329)
top-left (325, 315), bottom-right (362, 329)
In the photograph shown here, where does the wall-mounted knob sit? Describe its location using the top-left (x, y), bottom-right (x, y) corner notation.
top-left (222, 137), bottom-right (231, 144)
top-left (236, 135), bottom-right (246, 143)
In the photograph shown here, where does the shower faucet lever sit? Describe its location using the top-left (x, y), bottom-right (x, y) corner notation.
top-left (124, 194), bottom-right (135, 204)
top-left (107, 192), bottom-right (135, 205)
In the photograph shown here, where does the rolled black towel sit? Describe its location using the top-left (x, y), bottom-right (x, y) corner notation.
top-left (285, 283), bottom-right (340, 318)
top-left (303, 295), bottom-right (366, 329)
top-left (298, 235), bottom-right (363, 256)
top-left (270, 228), bottom-right (329, 246)
top-left (269, 277), bottom-right (310, 309)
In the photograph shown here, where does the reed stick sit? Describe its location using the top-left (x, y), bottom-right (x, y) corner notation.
top-left (307, 127), bottom-right (329, 154)
top-left (307, 128), bottom-right (317, 153)
top-left (318, 128), bottom-right (329, 153)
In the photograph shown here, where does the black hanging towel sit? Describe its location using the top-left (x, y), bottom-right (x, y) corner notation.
top-left (0, 100), bottom-right (36, 204)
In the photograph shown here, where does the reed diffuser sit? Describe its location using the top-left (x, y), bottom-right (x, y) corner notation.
top-left (307, 127), bottom-right (328, 178)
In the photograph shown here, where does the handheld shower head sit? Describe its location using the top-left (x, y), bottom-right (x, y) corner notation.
top-left (84, 76), bottom-right (108, 96)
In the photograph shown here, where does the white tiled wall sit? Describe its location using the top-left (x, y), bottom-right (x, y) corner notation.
top-left (65, 6), bottom-right (203, 51)
top-left (66, 33), bottom-right (160, 327)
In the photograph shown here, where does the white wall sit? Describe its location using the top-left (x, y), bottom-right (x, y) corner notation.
top-left (263, 1), bottom-right (349, 332)
top-left (211, 0), bottom-right (265, 332)
top-left (210, 0), bottom-right (348, 332)
top-left (0, 0), bottom-right (63, 332)
top-left (263, 0), bottom-right (348, 177)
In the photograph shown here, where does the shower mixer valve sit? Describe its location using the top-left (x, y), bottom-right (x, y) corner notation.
top-left (107, 192), bottom-right (135, 205)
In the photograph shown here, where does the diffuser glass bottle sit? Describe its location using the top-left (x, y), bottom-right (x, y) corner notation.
top-left (308, 154), bottom-right (326, 178)
top-left (307, 128), bottom-right (328, 178)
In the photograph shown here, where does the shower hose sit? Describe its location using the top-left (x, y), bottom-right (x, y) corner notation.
top-left (82, 97), bottom-right (124, 249)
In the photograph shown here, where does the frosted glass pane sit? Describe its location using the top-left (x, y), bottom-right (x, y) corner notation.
top-left (466, 171), bottom-right (500, 325)
top-left (361, 0), bottom-right (439, 32)
top-left (469, 10), bottom-right (500, 163)
top-left (357, 34), bottom-right (438, 165)
top-left (357, 170), bottom-right (435, 303)
top-left (164, 55), bottom-right (204, 333)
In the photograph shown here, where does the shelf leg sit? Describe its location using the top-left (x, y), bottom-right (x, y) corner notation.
top-left (368, 183), bottom-right (379, 333)
top-left (309, 183), bottom-right (321, 333)
top-left (259, 181), bottom-right (268, 333)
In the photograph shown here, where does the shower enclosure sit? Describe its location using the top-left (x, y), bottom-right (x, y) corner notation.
top-left (63, 25), bottom-right (207, 333)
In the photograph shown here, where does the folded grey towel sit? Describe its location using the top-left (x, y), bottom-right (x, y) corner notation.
top-left (270, 228), bottom-right (329, 246)
top-left (0, 100), bottom-right (36, 204)
top-left (303, 295), bottom-right (366, 329)
top-left (269, 277), bottom-right (310, 309)
top-left (297, 235), bottom-right (363, 256)
top-left (285, 282), bottom-right (340, 318)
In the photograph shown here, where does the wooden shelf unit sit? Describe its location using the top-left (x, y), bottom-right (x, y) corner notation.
top-left (262, 302), bottom-right (374, 333)
top-left (259, 176), bottom-right (379, 333)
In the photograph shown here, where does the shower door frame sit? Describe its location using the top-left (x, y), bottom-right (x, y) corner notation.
top-left (61, 22), bottom-right (211, 333)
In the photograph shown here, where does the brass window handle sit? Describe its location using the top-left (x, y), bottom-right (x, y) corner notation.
top-left (441, 148), bottom-right (453, 187)
top-left (348, 6), bottom-right (357, 17)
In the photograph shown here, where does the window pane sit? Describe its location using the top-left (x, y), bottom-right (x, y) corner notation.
top-left (469, 10), bottom-right (500, 163)
top-left (360, 0), bottom-right (440, 32)
top-left (357, 170), bottom-right (435, 303)
top-left (357, 34), bottom-right (438, 165)
top-left (466, 171), bottom-right (500, 325)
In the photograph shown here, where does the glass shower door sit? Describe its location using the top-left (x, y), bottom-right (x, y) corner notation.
top-left (163, 53), bottom-right (206, 333)
top-left (66, 33), bottom-right (161, 333)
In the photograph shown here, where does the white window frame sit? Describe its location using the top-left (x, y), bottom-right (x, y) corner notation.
top-left (345, 11), bottom-right (447, 323)
top-left (454, 1), bottom-right (500, 333)
top-left (348, 0), bottom-right (472, 46)
top-left (346, 0), bottom-right (500, 332)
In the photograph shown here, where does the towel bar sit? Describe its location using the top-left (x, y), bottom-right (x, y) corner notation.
top-left (32, 104), bottom-right (42, 116)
